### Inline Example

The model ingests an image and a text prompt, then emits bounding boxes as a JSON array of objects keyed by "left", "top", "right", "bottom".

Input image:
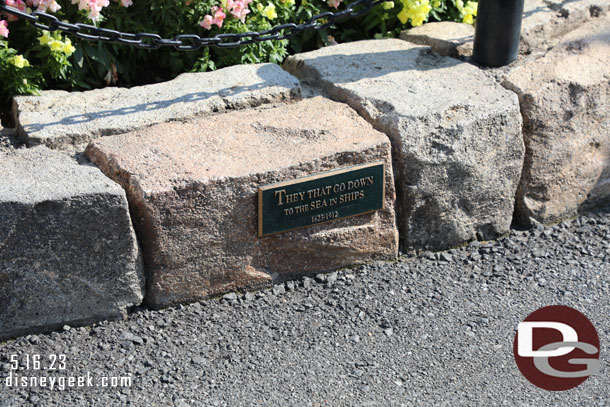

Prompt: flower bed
[{"left": 0, "top": 0, "right": 477, "bottom": 109}]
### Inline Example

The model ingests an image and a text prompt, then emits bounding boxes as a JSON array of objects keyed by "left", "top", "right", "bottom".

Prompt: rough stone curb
[
  {"left": 398, "top": 0, "right": 610, "bottom": 59},
  {"left": 0, "top": 147, "right": 145, "bottom": 340},
  {"left": 12, "top": 63, "right": 300, "bottom": 151},
  {"left": 85, "top": 97, "right": 399, "bottom": 308},
  {"left": 399, "top": 21, "right": 474, "bottom": 58},
  {"left": 503, "top": 14, "right": 610, "bottom": 225},
  {"left": 521, "top": 0, "right": 610, "bottom": 53},
  {"left": 284, "top": 39, "right": 524, "bottom": 251},
  {"left": 3, "top": 1, "right": 609, "bottom": 340}
]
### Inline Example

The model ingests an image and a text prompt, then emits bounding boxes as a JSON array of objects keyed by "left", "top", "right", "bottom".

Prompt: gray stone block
[
  {"left": 285, "top": 39, "right": 524, "bottom": 250},
  {"left": 86, "top": 97, "right": 399, "bottom": 308},
  {"left": 504, "top": 15, "right": 610, "bottom": 224},
  {"left": 0, "top": 147, "right": 144, "bottom": 340},
  {"left": 399, "top": 22, "right": 474, "bottom": 58},
  {"left": 398, "top": 1, "right": 610, "bottom": 59},
  {"left": 520, "top": 0, "right": 610, "bottom": 53},
  {"left": 13, "top": 63, "right": 300, "bottom": 150}
]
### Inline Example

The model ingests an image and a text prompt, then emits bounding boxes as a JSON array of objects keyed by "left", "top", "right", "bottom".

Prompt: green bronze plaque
[{"left": 258, "top": 161, "right": 385, "bottom": 237}]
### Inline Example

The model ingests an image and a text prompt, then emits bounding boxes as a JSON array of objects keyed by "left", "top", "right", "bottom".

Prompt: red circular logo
[{"left": 513, "top": 305, "right": 600, "bottom": 391}]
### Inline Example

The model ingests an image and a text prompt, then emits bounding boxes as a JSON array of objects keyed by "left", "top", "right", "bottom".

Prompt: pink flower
[
  {"left": 212, "top": 9, "right": 226, "bottom": 28},
  {"left": 47, "top": 0, "right": 61, "bottom": 12},
  {"left": 327, "top": 0, "right": 341, "bottom": 8},
  {"left": 238, "top": 8, "right": 250, "bottom": 22},
  {"left": 200, "top": 14, "right": 213, "bottom": 30},
  {"left": 0, "top": 20, "right": 9, "bottom": 38},
  {"left": 119, "top": 0, "right": 133, "bottom": 6},
  {"left": 4, "top": 0, "right": 16, "bottom": 20},
  {"left": 36, "top": 0, "right": 61, "bottom": 13},
  {"left": 234, "top": 6, "right": 250, "bottom": 22},
  {"left": 228, "top": 0, "right": 250, "bottom": 23},
  {"left": 5, "top": 0, "right": 26, "bottom": 19},
  {"left": 87, "top": 0, "right": 102, "bottom": 21},
  {"left": 201, "top": 1, "right": 250, "bottom": 29},
  {"left": 230, "top": 1, "right": 243, "bottom": 17}
]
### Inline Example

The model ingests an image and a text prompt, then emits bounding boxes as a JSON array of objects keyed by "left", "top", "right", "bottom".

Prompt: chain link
[{"left": 0, "top": 0, "right": 384, "bottom": 50}]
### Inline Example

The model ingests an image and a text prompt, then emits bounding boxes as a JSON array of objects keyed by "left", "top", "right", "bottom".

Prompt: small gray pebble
[
  {"left": 302, "top": 277, "right": 313, "bottom": 288},
  {"left": 315, "top": 274, "right": 327, "bottom": 283},
  {"left": 191, "top": 356, "right": 205, "bottom": 365},
  {"left": 440, "top": 252, "right": 453, "bottom": 262}
]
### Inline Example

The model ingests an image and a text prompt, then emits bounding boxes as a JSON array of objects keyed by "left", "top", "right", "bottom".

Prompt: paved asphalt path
[{"left": 1, "top": 204, "right": 608, "bottom": 406}]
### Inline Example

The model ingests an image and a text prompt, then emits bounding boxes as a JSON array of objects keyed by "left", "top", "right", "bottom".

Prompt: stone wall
[{"left": 1, "top": 0, "right": 608, "bottom": 339}]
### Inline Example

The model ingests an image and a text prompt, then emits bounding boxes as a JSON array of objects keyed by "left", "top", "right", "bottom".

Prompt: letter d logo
[
  {"left": 513, "top": 305, "right": 600, "bottom": 391},
  {"left": 517, "top": 322, "right": 577, "bottom": 357}
]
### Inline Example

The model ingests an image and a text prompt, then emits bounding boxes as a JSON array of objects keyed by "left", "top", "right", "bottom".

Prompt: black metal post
[{"left": 472, "top": 0, "right": 525, "bottom": 67}]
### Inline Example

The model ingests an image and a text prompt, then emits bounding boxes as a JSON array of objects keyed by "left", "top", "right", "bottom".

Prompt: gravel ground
[{"left": 1, "top": 204, "right": 608, "bottom": 407}]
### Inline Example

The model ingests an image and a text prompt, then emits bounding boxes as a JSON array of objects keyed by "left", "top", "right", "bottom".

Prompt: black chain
[{"left": 0, "top": 0, "right": 384, "bottom": 50}]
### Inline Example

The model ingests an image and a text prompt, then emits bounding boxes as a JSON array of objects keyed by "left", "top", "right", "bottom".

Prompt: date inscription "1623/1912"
[{"left": 258, "top": 162, "right": 385, "bottom": 237}]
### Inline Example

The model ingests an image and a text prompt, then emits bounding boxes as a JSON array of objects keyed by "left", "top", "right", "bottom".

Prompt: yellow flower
[
  {"left": 412, "top": 4, "right": 430, "bottom": 25},
  {"left": 433, "top": 0, "right": 440, "bottom": 7},
  {"left": 11, "top": 55, "right": 30, "bottom": 69},
  {"left": 38, "top": 32, "right": 52, "bottom": 46},
  {"left": 382, "top": 1, "right": 394, "bottom": 9},
  {"left": 463, "top": 1, "right": 477, "bottom": 16},
  {"left": 397, "top": 8, "right": 409, "bottom": 24},
  {"left": 63, "top": 40, "right": 76, "bottom": 56},
  {"left": 458, "top": 1, "right": 476, "bottom": 24},
  {"left": 281, "top": 0, "right": 295, "bottom": 6},
  {"left": 398, "top": 0, "right": 431, "bottom": 27},
  {"left": 262, "top": 3, "right": 277, "bottom": 19},
  {"left": 50, "top": 40, "right": 64, "bottom": 52}
]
